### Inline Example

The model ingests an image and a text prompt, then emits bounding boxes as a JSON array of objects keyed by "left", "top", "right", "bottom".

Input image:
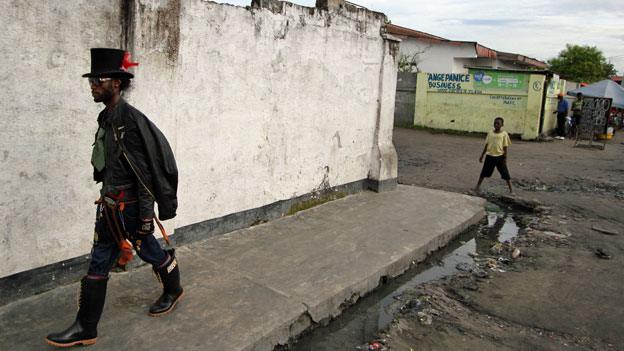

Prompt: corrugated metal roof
[
  {"left": 497, "top": 51, "right": 547, "bottom": 68},
  {"left": 475, "top": 44, "right": 497, "bottom": 59}
]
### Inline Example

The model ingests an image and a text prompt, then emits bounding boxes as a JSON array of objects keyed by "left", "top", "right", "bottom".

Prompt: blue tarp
[
  {"left": 567, "top": 79, "right": 624, "bottom": 109},
  {"left": 568, "top": 79, "right": 624, "bottom": 108}
]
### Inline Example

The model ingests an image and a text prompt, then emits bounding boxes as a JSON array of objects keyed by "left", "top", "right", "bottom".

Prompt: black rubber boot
[
  {"left": 149, "top": 249, "right": 184, "bottom": 316},
  {"left": 45, "top": 276, "right": 108, "bottom": 347}
]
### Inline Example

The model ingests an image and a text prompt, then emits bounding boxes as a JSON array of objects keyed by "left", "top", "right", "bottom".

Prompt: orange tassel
[{"left": 116, "top": 240, "right": 134, "bottom": 269}]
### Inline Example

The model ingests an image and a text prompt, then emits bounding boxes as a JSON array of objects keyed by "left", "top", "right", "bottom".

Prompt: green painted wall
[{"left": 414, "top": 70, "right": 549, "bottom": 140}]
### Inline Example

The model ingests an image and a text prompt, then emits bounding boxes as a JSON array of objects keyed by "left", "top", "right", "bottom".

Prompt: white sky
[{"left": 214, "top": 0, "right": 624, "bottom": 74}]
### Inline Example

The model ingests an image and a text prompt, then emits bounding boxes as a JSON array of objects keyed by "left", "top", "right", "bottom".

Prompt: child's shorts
[{"left": 480, "top": 155, "right": 510, "bottom": 180}]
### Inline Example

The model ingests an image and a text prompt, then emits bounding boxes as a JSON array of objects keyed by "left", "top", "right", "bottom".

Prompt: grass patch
[{"left": 286, "top": 192, "right": 347, "bottom": 216}]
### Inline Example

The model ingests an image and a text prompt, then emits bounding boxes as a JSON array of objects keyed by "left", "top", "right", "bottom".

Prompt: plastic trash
[
  {"left": 498, "top": 257, "right": 511, "bottom": 264},
  {"left": 367, "top": 341, "right": 386, "bottom": 351},
  {"left": 511, "top": 248, "right": 521, "bottom": 259}
]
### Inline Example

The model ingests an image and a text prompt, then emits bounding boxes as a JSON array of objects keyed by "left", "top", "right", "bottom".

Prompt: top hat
[{"left": 82, "top": 48, "right": 137, "bottom": 78}]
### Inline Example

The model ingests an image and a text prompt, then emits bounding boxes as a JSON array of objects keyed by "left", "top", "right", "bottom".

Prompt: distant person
[
  {"left": 474, "top": 117, "right": 513, "bottom": 194},
  {"left": 553, "top": 93, "right": 569, "bottom": 139},
  {"left": 571, "top": 92, "right": 584, "bottom": 135}
]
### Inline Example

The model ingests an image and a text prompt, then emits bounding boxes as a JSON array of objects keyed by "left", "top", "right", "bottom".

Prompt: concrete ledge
[
  {"left": 0, "top": 185, "right": 485, "bottom": 350},
  {"left": 368, "top": 177, "right": 398, "bottom": 192}
]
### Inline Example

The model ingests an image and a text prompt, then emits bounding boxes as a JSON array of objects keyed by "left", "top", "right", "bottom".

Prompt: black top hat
[{"left": 82, "top": 48, "right": 137, "bottom": 78}]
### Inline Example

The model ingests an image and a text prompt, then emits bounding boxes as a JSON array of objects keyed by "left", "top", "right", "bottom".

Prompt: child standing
[{"left": 475, "top": 117, "right": 513, "bottom": 194}]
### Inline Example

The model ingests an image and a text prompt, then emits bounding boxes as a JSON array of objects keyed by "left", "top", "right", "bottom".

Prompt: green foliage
[
  {"left": 286, "top": 192, "right": 347, "bottom": 216},
  {"left": 548, "top": 44, "right": 616, "bottom": 83}
]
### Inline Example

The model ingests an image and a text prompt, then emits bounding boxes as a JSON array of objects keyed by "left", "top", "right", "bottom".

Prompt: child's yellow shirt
[{"left": 485, "top": 130, "right": 511, "bottom": 157}]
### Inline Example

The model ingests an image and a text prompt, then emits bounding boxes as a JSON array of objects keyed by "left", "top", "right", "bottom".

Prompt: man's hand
[
  {"left": 479, "top": 155, "right": 484, "bottom": 163},
  {"left": 138, "top": 218, "right": 154, "bottom": 235}
]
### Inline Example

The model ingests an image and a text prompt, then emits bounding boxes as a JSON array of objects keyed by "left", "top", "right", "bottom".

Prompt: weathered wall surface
[
  {"left": 0, "top": 0, "right": 398, "bottom": 278},
  {"left": 0, "top": 1, "right": 123, "bottom": 278},
  {"left": 414, "top": 70, "right": 546, "bottom": 139}
]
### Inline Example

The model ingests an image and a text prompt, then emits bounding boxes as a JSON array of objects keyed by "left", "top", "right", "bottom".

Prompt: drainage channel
[{"left": 286, "top": 202, "right": 519, "bottom": 351}]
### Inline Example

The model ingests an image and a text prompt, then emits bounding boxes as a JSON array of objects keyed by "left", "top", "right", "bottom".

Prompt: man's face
[{"left": 89, "top": 77, "right": 116, "bottom": 103}]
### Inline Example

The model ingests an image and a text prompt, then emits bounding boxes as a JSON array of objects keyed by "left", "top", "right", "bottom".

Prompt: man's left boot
[
  {"left": 149, "top": 249, "right": 184, "bottom": 316},
  {"left": 45, "top": 276, "right": 108, "bottom": 347}
]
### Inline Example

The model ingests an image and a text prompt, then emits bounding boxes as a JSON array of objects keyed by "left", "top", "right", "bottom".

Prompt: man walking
[
  {"left": 553, "top": 93, "right": 569, "bottom": 139},
  {"left": 46, "top": 48, "right": 183, "bottom": 347}
]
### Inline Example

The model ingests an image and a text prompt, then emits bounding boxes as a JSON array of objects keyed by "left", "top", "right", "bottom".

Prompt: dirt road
[{"left": 381, "top": 128, "right": 624, "bottom": 350}]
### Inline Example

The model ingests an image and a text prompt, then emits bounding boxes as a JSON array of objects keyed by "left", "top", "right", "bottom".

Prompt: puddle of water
[
  {"left": 289, "top": 206, "right": 520, "bottom": 351},
  {"left": 499, "top": 216, "right": 519, "bottom": 243}
]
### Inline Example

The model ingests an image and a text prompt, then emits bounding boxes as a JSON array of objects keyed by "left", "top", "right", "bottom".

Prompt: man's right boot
[
  {"left": 149, "top": 249, "right": 184, "bottom": 316},
  {"left": 45, "top": 276, "right": 108, "bottom": 348}
]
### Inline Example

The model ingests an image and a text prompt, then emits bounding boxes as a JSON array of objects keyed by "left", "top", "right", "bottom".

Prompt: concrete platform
[{"left": 0, "top": 185, "right": 485, "bottom": 350}]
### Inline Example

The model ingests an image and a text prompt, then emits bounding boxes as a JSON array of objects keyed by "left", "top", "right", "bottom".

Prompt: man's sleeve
[{"left": 504, "top": 133, "right": 511, "bottom": 147}]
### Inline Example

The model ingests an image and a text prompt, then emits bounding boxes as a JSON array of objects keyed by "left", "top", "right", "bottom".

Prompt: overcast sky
[{"left": 215, "top": 0, "right": 624, "bottom": 74}]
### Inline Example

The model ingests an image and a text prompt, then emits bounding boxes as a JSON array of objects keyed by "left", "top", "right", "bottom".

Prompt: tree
[
  {"left": 397, "top": 48, "right": 427, "bottom": 73},
  {"left": 547, "top": 44, "right": 616, "bottom": 83},
  {"left": 398, "top": 53, "right": 420, "bottom": 73}
]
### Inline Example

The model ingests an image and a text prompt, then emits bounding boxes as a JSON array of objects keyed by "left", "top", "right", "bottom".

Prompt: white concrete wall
[
  {"left": 399, "top": 38, "right": 475, "bottom": 73},
  {"left": 0, "top": 1, "right": 123, "bottom": 278},
  {"left": 0, "top": 0, "right": 397, "bottom": 278}
]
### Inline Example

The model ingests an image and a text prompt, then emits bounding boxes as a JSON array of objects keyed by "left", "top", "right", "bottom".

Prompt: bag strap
[{"left": 111, "top": 121, "right": 171, "bottom": 246}]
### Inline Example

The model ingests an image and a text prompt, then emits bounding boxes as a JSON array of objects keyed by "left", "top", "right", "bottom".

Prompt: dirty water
[{"left": 287, "top": 203, "right": 521, "bottom": 351}]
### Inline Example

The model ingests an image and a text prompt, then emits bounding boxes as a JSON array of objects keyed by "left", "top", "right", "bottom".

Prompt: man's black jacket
[{"left": 94, "top": 99, "right": 178, "bottom": 221}]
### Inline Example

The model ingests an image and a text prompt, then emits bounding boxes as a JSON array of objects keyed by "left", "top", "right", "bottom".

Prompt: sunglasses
[{"left": 88, "top": 77, "right": 112, "bottom": 86}]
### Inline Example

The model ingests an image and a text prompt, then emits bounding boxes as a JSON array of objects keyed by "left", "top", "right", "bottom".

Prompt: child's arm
[
  {"left": 503, "top": 133, "right": 510, "bottom": 160},
  {"left": 479, "top": 144, "right": 487, "bottom": 163}
]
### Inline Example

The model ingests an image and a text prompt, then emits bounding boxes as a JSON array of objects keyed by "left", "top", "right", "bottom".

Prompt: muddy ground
[{"left": 378, "top": 129, "right": 624, "bottom": 350}]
